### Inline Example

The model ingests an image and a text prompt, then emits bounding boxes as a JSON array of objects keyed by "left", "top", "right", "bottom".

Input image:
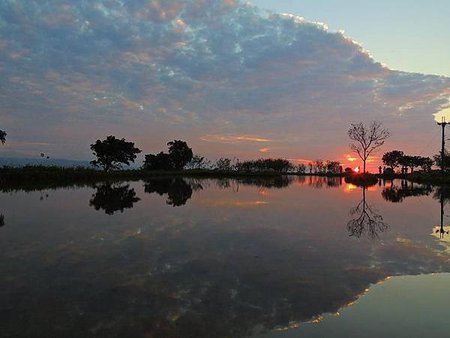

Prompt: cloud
[
  {"left": 201, "top": 134, "right": 272, "bottom": 143},
  {"left": 0, "top": 0, "right": 449, "bottom": 162}
]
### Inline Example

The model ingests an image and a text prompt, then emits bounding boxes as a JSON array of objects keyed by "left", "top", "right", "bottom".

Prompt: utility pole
[{"left": 437, "top": 117, "right": 448, "bottom": 175}]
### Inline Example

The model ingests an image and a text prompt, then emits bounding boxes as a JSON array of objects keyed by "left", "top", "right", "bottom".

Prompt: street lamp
[{"left": 437, "top": 116, "right": 449, "bottom": 175}]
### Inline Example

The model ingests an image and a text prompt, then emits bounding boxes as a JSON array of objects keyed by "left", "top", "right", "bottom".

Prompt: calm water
[{"left": 1, "top": 176, "right": 449, "bottom": 337}]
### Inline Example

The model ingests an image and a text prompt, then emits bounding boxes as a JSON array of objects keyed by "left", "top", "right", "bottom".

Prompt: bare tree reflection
[
  {"left": 0, "top": 214, "right": 4, "bottom": 227},
  {"left": 89, "top": 183, "right": 140, "bottom": 215},
  {"left": 347, "top": 187, "right": 389, "bottom": 239}
]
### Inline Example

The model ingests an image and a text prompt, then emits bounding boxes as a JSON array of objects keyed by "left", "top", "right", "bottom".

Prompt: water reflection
[
  {"left": 2, "top": 178, "right": 450, "bottom": 337},
  {"left": 89, "top": 183, "right": 140, "bottom": 215},
  {"left": 433, "top": 186, "right": 450, "bottom": 239},
  {"left": 144, "top": 177, "right": 203, "bottom": 206},
  {"left": 382, "top": 180, "right": 433, "bottom": 203},
  {"left": 347, "top": 187, "right": 389, "bottom": 239},
  {"left": 0, "top": 213, "right": 4, "bottom": 227}
]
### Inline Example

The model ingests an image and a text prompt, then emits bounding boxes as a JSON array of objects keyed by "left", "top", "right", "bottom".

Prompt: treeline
[
  {"left": 89, "top": 135, "right": 341, "bottom": 174},
  {"left": 382, "top": 150, "right": 436, "bottom": 174}
]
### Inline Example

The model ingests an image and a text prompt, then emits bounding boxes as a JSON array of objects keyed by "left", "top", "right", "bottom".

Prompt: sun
[{"left": 354, "top": 166, "right": 360, "bottom": 173}]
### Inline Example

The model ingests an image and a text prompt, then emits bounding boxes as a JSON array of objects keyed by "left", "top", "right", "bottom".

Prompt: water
[{"left": 0, "top": 176, "right": 449, "bottom": 337}]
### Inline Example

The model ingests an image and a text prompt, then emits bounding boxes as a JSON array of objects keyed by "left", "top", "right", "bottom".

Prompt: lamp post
[{"left": 437, "top": 117, "right": 449, "bottom": 175}]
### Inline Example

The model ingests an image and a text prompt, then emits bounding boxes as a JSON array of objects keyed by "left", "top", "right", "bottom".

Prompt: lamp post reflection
[{"left": 434, "top": 186, "right": 450, "bottom": 239}]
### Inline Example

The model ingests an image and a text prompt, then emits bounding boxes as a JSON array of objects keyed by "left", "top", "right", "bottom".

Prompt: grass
[{"left": 0, "top": 166, "right": 297, "bottom": 191}]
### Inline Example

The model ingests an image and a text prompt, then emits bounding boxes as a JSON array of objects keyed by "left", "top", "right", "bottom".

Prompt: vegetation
[
  {"left": 344, "top": 173, "right": 378, "bottom": 187},
  {"left": 348, "top": 121, "right": 390, "bottom": 173},
  {"left": 382, "top": 150, "right": 433, "bottom": 174},
  {"left": 382, "top": 150, "right": 404, "bottom": 170},
  {"left": 0, "top": 130, "right": 6, "bottom": 144},
  {"left": 433, "top": 151, "right": 450, "bottom": 173},
  {"left": 90, "top": 136, "right": 141, "bottom": 172},
  {"left": 2, "top": 124, "right": 450, "bottom": 186},
  {"left": 144, "top": 140, "right": 193, "bottom": 171},
  {"left": 235, "top": 158, "right": 294, "bottom": 173}
]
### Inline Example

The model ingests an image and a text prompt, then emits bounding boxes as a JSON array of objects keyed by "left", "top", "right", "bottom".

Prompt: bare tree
[{"left": 348, "top": 121, "right": 389, "bottom": 173}]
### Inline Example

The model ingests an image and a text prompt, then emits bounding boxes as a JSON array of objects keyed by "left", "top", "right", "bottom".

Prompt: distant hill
[{"left": 0, "top": 157, "right": 92, "bottom": 168}]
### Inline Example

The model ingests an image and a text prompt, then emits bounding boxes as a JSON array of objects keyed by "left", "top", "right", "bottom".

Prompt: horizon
[{"left": 0, "top": 0, "right": 449, "bottom": 172}]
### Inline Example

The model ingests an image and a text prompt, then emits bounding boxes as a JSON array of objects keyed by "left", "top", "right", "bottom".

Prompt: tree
[
  {"left": 0, "top": 130, "right": 6, "bottom": 144},
  {"left": 143, "top": 140, "right": 193, "bottom": 171},
  {"left": 348, "top": 121, "right": 390, "bottom": 173},
  {"left": 382, "top": 150, "right": 404, "bottom": 170},
  {"left": 186, "top": 155, "right": 211, "bottom": 170},
  {"left": 326, "top": 161, "right": 340, "bottom": 174},
  {"left": 90, "top": 136, "right": 141, "bottom": 172},
  {"left": 297, "top": 164, "right": 307, "bottom": 174},
  {"left": 434, "top": 151, "right": 450, "bottom": 173},
  {"left": 143, "top": 152, "right": 173, "bottom": 171},
  {"left": 313, "top": 160, "right": 325, "bottom": 173},
  {"left": 215, "top": 157, "right": 233, "bottom": 171},
  {"left": 420, "top": 157, "right": 433, "bottom": 172},
  {"left": 167, "top": 140, "right": 193, "bottom": 170}
]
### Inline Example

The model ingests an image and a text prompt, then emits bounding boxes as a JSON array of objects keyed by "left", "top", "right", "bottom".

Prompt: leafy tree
[
  {"left": 90, "top": 136, "right": 141, "bottom": 172},
  {"left": 382, "top": 150, "right": 404, "bottom": 170},
  {"left": 313, "top": 160, "right": 325, "bottom": 173},
  {"left": 348, "top": 121, "right": 390, "bottom": 173},
  {"left": 0, "top": 130, "right": 6, "bottom": 144},
  {"left": 399, "top": 155, "right": 432, "bottom": 174},
  {"left": 143, "top": 152, "right": 173, "bottom": 171},
  {"left": 186, "top": 154, "right": 211, "bottom": 170},
  {"left": 167, "top": 140, "right": 193, "bottom": 170},
  {"left": 419, "top": 157, "right": 433, "bottom": 172},
  {"left": 215, "top": 157, "right": 233, "bottom": 171},
  {"left": 235, "top": 158, "right": 294, "bottom": 173},
  {"left": 326, "top": 161, "right": 340, "bottom": 174},
  {"left": 297, "top": 164, "right": 307, "bottom": 174},
  {"left": 434, "top": 151, "right": 450, "bottom": 173}
]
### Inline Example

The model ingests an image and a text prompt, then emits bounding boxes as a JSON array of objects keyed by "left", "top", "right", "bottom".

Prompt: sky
[
  {"left": 250, "top": 0, "right": 450, "bottom": 77},
  {"left": 0, "top": 0, "right": 449, "bottom": 171}
]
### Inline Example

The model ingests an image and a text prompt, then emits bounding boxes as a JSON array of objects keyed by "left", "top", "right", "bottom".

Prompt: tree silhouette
[
  {"left": 348, "top": 121, "right": 389, "bottom": 173},
  {"left": 143, "top": 152, "right": 173, "bottom": 170},
  {"left": 90, "top": 136, "right": 141, "bottom": 172},
  {"left": 167, "top": 140, "right": 193, "bottom": 170},
  {"left": 0, "top": 130, "right": 6, "bottom": 144},
  {"left": 89, "top": 183, "right": 140, "bottom": 215},
  {"left": 382, "top": 150, "right": 404, "bottom": 170},
  {"left": 347, "top": 187, "right": 389, "bottom": 239}
]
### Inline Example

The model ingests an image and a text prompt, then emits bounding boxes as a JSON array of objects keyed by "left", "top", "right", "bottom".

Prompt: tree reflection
[
  {"left": 347, "top": 187, "right": 389, "bottom": 239},
  {"left": 144, "top": 178, "right": 202, "bottom": 207},
  {"left": 89, "top": 183, "right": 140, "bottom": 215},
  {"left": 238, "top": 176, "right": 294, "bottom": 189},
  {"left": 0, "top": 214, "right": 4, "bottom": 227},
  {"left": 382, "top": 180, "right": 432, "bottom": 203}
]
